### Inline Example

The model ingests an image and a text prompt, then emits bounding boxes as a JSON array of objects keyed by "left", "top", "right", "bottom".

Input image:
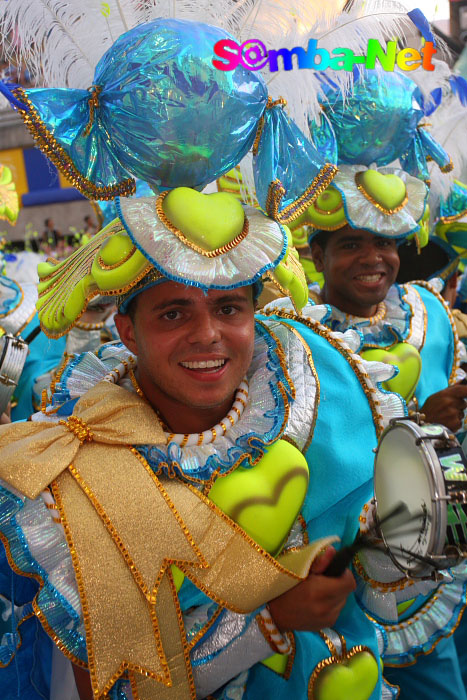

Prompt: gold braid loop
[
  {"left": 84, "top": 85, "right": 102, "bottom": 136},
  {"left": 252, "top": 97, "right": 288, "bottom": 156},
  {"left": 59, "top": 415, "right": 94, "bottom": 444}
]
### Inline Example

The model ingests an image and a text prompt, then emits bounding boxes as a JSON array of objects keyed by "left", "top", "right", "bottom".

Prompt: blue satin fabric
[
  {"left": 413, "top": 284, "right": 456, "bottom": 407},
  {"left": 23, "top": 19, "right": 268, "bottom": 192},
  {"left": 254, "top": 103, "right": 331, "bottom": 215}
]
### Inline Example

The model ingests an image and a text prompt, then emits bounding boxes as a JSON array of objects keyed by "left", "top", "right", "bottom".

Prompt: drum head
[{"left": 375, "top": 424, "right": 434, "bottom": 573}]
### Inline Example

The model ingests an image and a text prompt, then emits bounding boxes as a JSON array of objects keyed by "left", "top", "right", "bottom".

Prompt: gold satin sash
[{"left": 0, "top": 381, "right": 332, "bottom": 699}]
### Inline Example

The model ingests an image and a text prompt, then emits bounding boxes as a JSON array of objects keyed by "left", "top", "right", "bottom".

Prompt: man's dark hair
[
  {"left": 44, "top": 218, "right": 51, "bottom": 228},
  {"left": 311, "top": 230, "right": 329, "bottom": 251}
]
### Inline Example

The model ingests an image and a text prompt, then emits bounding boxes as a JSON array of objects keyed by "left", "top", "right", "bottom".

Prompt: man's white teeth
[
  {"left": 356, "top": 274, "right": 383, "bottom": 282},
  {"left": 181, "top": 359, "right": 226, "bottom": 369}
]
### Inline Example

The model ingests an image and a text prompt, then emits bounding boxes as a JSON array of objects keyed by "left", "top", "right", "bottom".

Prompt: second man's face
[{"left": 312, "top": 227, "right": 400, "bottom": 317}]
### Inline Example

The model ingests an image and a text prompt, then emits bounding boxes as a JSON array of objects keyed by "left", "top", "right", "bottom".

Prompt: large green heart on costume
[
  {"left": 162, "top": 187, "right": 245, "bottom": 252},
  {"left": 357, "top": 170, "right": 407, "bottom": 212},
  {"left": 361, "top": 342, "right": 422, "bottom": 402},
  {"left": 312, "top": 650, "right": 379, "bottom": 700},
  {"left": 208, "top": 439, "right": 309, "bottom": 557},
  {"left": 171, "top": 439, "right": 309, "bottom": 591}
]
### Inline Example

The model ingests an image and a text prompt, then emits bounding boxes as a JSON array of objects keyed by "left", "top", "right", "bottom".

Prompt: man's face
[
  {"left": 115, "top": 281, "right": 255, "bottom": 421},
  {"left": 312, "top": 227, "right": 400, "bottom": 316}
]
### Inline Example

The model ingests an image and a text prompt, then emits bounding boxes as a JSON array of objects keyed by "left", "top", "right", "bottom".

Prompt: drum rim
[{"left": 374, "top": 419, "right": 447, "bottom": 578}]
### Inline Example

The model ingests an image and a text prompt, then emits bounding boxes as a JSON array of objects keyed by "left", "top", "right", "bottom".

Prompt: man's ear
[
  {"left": 311, "top": 241, "right": 325, "bottom": 273},
  {"left": 114, "top": 313, "right": 138, "bottom": 355}
]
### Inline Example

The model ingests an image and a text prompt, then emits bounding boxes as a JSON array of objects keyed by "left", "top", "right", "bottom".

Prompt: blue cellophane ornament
[
  {"left": 439, "top": 181, "right": 467, "bottom": 222},
  {"left": 310, "top": 70, "right": 451, "bottom": 178},
  {"left": 254, "top": 102, "right": 337, "bottom": 224},
  {"left": 10, "top": 19, "right": 268, "bottom": 198}
]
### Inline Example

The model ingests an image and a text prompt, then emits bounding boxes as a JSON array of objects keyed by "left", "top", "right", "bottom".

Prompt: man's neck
[
  {"left": 321, "top": 285, "right": 378, "bottom": 319},
  {"left": 136, "top": 373, "right": 236, "bottom": 434}
]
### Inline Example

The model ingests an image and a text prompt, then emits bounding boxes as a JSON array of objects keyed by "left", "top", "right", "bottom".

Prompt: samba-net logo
[{"left": 212, "top": 38, "right": 436, "bottom": 72}]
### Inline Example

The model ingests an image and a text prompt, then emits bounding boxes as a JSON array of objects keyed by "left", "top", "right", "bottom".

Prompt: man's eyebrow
[
  {"left": 151, "top": 298, "right": 194, "bottom": 311},
  {"left": 336, "top": 235, "right": 364, "bottom": 244},
  {"left": 151, "top": 294, "right": 249, "bottom": 312}
]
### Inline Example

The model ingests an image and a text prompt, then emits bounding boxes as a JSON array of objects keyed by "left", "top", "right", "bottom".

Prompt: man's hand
[
  {"left": 420, "top": 383, "right": 467, "bottom": 432},
  {"left": 267, "top": 546, "right": 356, "bottom": 632}
]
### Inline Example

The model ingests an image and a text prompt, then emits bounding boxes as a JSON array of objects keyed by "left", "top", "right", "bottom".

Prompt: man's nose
[
  {"left": 187, "top": 312, "right": 222, "bottom": 344},
  {"left": 360, "top": 245, "right": 383, "bottom": 264}
]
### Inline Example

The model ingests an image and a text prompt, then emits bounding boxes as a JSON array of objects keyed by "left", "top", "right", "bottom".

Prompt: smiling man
[
  {"left": 302, "top": 176, "right": 467, "bottom": 700},
  {"left": 0, "top": 187, "right": 415, "bottom": 700}
]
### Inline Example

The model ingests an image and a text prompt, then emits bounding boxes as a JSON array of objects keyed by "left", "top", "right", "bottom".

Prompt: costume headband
[{"left": 36, "top": 188, "right": 308, "bottom": 337}]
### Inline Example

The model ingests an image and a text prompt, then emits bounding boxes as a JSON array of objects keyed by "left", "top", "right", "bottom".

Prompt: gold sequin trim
[
  {"left": 83, "top": 85, "right": 102, "bottom": 137},
  {"left": 266, "top": 164, "right": 338, "bottom": 224},
  {"left": 355, "top": 172, "right": 408, "bottom": 215},
  {"left": 353, "top": 555, "right": 413, "bottom": 592},
  {"left": 12, "top": 87, "right": 136, "bottom": 201},
  {"left": 441, "top": 158, "right": 454, "bottom": 173},
  {"left": 262, "top": 309, "right": 384, "bottom": 436},
  {"left": 156, "top": 191, "right": 249, "bottom": 257},
  {"left": 411, "top": 279, "right": 460, "bottom": 384},
  {"left": 97, "top": 244, "right": 137, "bottom": 270},
  {"left": 129, "top": 368, "right": 145, "bottom": 399},
  {"left": 439, "top": 209, "right": 467, "bottom": 224},
  {"left": 58, "top": 415, "right": 94, "bottom": 444}
]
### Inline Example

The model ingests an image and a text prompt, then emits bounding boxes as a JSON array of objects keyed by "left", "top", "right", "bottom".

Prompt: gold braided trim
[
  {"left": 441, "top": 158, "right": 454, "bottom": 173},
  {"left": 83, "top": 85, "right": 102, "bottom": 137},
  {"left": 439, "top": 209, "right": 467, "bottom": 224},
  {"left": 411, "top": 279, "right": 460, "bottom": 384},
  {"left": 252, "top": 97, "right": 287, "bottom": 157},
  {"left": 400, "top": 284, "right": 426, "bottom": 353},
  {"left": 353, "top": 555, "right": 414, "bottom": 592},
  {"left": 156, "top": 190, "right": 249, "bottom": 257},
  {"left": 12, "top": 87, "right": 136, "bottom": 201},
  {"left": 308, "top": 642, "right": 377, "bottom": 698},
  {"left": 97, "top": 244, "right": 137, "bottom": 270},
  {"left": 266, "top": 164, "right": 338, "bottom": 224},
  {"left": 440, "top": 256, "right": 461, "bottom": 281},
  {"left": 355, "top": 173, "right": 408, "bottom": 215},
  {"left": 256, "top": 320, "right": 296, "bottom": 400},
  {"left": 252, "top": 113, "right": 266, "bottom": 156},
  {"left": 58, "top": 415, "right": 94, "bottom": 444},
  {"left": 277, "top": 320, "right": 320, "bottom": 454},
  {"left": 261, "top": 308, "right": 385, "bottom": 436},
  {"left": 308, "top": 220, "right": 348, "bottom": 232}
]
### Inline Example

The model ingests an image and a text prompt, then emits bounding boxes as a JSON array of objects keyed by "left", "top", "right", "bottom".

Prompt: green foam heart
[
  {"left": 313, "top": 651, "right": 379, "bottom": 700},
  {"left": 162, "top": 187, "right": 245, "bottom": 252},
  {"left": 361, "top": 342, "right": 421, "bottom": 402},
  {"left": 357, "top": 171, "right": 407, "bottom": 212},
  {"left": 208, "top": 439, "right": 309, "bottom": 557},
  {"left": 308, "top": 187, "right": 346, "bottom": 229}
]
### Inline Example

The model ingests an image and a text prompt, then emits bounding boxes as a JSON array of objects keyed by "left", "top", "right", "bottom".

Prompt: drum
[
  {"left": 374, "top": 418, "right": 467, "bottom": 578},
  {"left": 0, "top": 334, "right": 28, "bottom": 415}
]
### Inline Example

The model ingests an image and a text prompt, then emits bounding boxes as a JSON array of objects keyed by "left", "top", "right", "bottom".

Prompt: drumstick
[{"left": 323, "top": 502, "right": 417, "bottom": 577}]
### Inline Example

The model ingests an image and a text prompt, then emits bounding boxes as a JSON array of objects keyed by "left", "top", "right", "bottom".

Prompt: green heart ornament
[
  {"left": 356, "top": 171, "right": 407, "bottom": 213},
  {"left": 171, "top": 439, "right": 309, "bottom": 592},
  {"left": 361, "top": 343, "right": 422, "bottom": 402},
  {"left": 307, "top": 187, "right": 347, "bottom": 230},
  {"left": 162, "top": 187, "right": 245, "bottom": 252},
  {"left": 311, "top": 650, "right": 379, "bottom": 700}
]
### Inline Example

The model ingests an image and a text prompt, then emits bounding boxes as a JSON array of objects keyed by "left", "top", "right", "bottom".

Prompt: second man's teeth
[{"left": 182, "top": 359, "right": 225, "bottom": 369}]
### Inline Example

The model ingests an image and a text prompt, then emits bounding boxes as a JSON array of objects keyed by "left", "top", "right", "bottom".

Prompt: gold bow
[{"left": 0, "top": 381, "right": 331, "bottom": 699}]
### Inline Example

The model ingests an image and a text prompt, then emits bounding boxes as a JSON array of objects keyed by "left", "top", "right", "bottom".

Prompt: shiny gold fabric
[{"left": 0, "top": 381, "right": 332, "bottom": 699}]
